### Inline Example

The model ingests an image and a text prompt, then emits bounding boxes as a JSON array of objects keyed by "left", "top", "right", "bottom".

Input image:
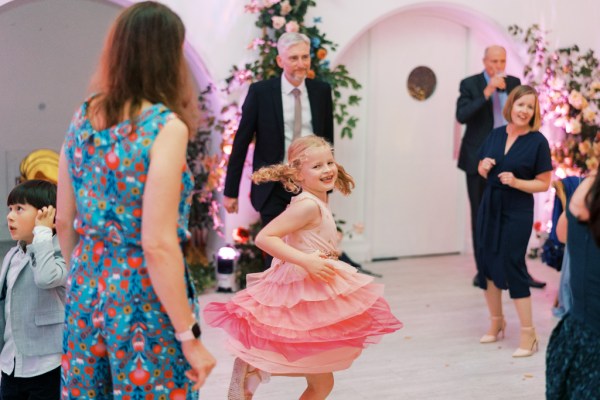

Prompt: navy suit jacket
[
  {"left": 456, "top": 72, "right": 521, "bottom": 174},
  {"left": 224, "top": 77, "right": 334, "bottom": 213}
]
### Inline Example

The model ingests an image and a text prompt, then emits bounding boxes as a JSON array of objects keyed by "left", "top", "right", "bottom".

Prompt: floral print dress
[{"left": 61, "top": 99, "right": 197, "bottom": 400}]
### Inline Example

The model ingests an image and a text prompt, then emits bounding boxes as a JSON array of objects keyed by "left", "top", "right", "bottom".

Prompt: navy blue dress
[
  {"left": 475, "top": 126, "right": 552, "bottom": 298},
  {"left": 546, "top": 203, "right": 600, "bottom": 399}
]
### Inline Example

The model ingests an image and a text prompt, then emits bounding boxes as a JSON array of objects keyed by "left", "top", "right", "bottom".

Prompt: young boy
[{"left": 0, "top": 179, "right": 66, "bottom": 400}]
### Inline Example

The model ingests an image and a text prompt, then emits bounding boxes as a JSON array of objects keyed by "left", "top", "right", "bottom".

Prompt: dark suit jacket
[
  {"left": 224, "top": 76, "right": 334, "bottom": 213},
  {"left": 456, "top": 72, "right": 521, "bottom": 174}
]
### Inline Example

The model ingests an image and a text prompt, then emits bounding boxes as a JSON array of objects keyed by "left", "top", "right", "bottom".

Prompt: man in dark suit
[
  {"left": 456, "top": 45, "right": 545, "bottom": 288},
  {"left": 223, "top": 32, "right": 333, "bottom": 270}
]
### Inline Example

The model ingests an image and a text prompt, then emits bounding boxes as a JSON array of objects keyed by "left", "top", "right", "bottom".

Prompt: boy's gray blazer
[{"left": 0, "top": 236, "right": 67, "bottom": 356}]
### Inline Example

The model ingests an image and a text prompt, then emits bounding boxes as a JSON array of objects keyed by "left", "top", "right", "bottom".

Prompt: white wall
[{"left": 1, "top": 0, "right": 598, "bottom": 255}]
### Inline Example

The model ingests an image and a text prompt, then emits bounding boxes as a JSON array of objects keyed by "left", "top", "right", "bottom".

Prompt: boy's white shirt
[{"left": 0, "top": 226, "right": 61, "bottom": 377}]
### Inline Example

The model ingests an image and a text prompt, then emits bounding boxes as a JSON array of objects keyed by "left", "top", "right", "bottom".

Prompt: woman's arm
[
  {"left": 142, "top": 117, "right": 215, "bottom": 389},
  {"left": 498, "top": 171, "right": 552, "bottom": 193},
  {"left": 255, "top": 199, "right": 337, "bottom": 282},
  {"left": 569, "top": 175, "right": 595, "bottom": 221},
  {"left": 556, "top": 211, "right": 567, "bottom": 243},
  {"left": 56, "top": 145, "right": 80, "bottom": 268}
]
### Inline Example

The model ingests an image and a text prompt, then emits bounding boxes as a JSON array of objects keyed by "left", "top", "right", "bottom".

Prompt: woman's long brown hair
[{"left": 89, "top": 1, "right": 196, "bottom": 133}]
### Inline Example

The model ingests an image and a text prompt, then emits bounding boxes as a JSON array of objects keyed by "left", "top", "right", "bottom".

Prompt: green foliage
[{"left": 188, "top": 261, "right": 216, "bottom": 295}]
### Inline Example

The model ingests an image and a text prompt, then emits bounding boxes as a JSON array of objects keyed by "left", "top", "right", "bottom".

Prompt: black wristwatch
[{"left": 175, "top": 321, "right": 201, "bottom": 342}]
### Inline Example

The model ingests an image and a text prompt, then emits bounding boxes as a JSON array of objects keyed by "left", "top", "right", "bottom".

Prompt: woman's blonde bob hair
[
  {"left": 502, "top": 85, "right": 542, "bottom": 131},
  {"left": 252, "top": 135, "right": 355, "bottom": 195}
]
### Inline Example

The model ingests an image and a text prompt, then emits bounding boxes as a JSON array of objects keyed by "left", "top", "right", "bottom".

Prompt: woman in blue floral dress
[{"left": 56, "top": 2, "right": 215, "bottom": 399}]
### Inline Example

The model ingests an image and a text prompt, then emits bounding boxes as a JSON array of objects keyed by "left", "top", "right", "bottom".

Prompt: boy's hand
[{"left": 35, "top": 206, "right": 56, "bottom": 229}]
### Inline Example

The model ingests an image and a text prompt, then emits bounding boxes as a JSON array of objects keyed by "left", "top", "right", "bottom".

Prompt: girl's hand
[
  {"left": 35, "top": 205, "right": 56, "bottom": 229},
  {"left": 498, "top": 172, "right": 517, "bottom": 187},
  {"left": 302, "top": 251, "right": 337, "bottom": 283}
]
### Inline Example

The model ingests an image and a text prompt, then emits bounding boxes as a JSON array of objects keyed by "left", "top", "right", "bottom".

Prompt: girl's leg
[
  {"left": 481, "top": 279, "right": 505, "bottom": 341},
  {"left": 300, "top": 373, "right": 334, "bottom": 400}
]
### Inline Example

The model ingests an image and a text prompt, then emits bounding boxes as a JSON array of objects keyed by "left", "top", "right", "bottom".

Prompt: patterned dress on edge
[
  {"left": 204, "top": 191, "right": 402, "bottom": 374},
  {"left": 546, "top": 204, "right": 600, "bottom": 400},
  {"left": 61, "top": 99, "right": 197, "bottom": 400}
]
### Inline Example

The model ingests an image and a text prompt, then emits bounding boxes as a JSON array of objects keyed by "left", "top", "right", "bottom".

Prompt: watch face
[{"left": 192, "top": 322, "right": 201, "bottom": 338}]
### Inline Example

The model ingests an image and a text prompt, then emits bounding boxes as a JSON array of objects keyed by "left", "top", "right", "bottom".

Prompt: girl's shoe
[
  {"left": 480, "top": 316, "right": 506, "bottom": 343},
  {"left": 512, "top": 327, "right": 539, "bottom": 358},
  {"left": 227, "top": 358, "right": 270, "bottom": 400}
]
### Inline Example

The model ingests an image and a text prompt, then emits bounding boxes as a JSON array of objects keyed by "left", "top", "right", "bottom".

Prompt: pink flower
[
  {"left": 579, "top": 140, "right": 591, "bottom": 156},
  {"left": 279, "top": 0, "right": 292, "bottom": 15},
  {"left": 247, "top": 37, "right": 265, "bottom": 50},
  {"left": 586, "top": 156, "right": 599, "bottom": 171},
  {"left": 285, "top": 20, "right": 299, "bottom": 33},
  {"left": 565, "top": 118, "right": 582, "bottom": 134},
  {"left": 352, "top": 223, "right": 365, "bottom": 234},
  {"left": 568, "top": 90, "right": 588, "bottom": 110},
  {"left": 583, "top": 107, "right": 597, "bottom": 124},
  {"left": 263, "top": 0, "right": 280, "bottom": 8},
  {"left": 271, "top": 16, "right": 286, "bottom": 30},
  {"left": 244, "top": 0, "right": 263, "bottom": 13}
]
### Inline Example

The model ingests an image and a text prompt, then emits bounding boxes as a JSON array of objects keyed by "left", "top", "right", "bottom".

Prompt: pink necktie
[
  {"left": 292, "top": 88, "right": 302, "bottom": 140},
  {"left": 492, "top": 92, "right": 505, "bottom": 128}
]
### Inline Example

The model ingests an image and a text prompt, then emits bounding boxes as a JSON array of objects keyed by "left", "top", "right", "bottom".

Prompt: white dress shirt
[{"left": 281, "top": 75, "right": 312, "bottom": 161}]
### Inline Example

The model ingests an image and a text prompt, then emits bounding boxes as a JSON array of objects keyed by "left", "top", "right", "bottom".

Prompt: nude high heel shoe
[
  {"left": 512, "top": 327, "right": 539, "bottom": 358},
  {"left": 480, "top": 316, "right": 506, "bottom": 343}
]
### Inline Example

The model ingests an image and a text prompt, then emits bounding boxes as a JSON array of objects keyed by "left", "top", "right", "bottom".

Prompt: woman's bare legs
[
  {"left": 481, "top": 279, "right": 505, "bottom": 340},
  {"left": 512, "top": 296, "right": 538, "bottom": 356}
]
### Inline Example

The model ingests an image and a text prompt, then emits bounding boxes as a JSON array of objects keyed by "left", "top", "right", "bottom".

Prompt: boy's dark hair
[{"left": 7, "top": 180, "right": 57, "bottom": 209}]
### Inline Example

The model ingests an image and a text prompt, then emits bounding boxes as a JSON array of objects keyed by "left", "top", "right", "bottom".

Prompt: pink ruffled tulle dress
[{"left": 203, "top": 191, "right": 402, "bottom": 374}]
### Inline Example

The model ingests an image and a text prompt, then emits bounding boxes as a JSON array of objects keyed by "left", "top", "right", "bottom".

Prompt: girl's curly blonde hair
[{"left": 251, "top": 135, "right": 355, "bottom": 195}]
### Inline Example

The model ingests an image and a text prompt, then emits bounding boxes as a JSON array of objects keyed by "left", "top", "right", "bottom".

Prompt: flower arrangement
[
  {"left": 509, "top": 24, "right": 600, "bottom": 175},
  {"left": 334, "top": 216, "right": 364, "bottom": 239},
  {"left": 184, "top": 87, "right": 225, "bottom": 293},
  {"left": 232, "top": 222, "right": 265, "bottom": 290},
  {"left": 240, "top": 0, "right": 362, "bottom": 139},
  {"left": 527, "top": 219, "right": 550, "bottom": 259}
]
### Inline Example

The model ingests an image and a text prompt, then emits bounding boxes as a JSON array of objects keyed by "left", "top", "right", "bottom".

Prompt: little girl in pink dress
[{"left": 204, "top": 136, "right": 402, "bottom": 399}]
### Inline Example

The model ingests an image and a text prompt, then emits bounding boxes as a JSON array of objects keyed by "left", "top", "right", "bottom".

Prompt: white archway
[
  {"left": 332, "top": 2, "right": 525, "bottom": 77},
  {"left": 328, "top": 2, "right": 526, "bottom": 261},
  {"left": 0, "top": 0, "right": 216, "bottom": 93},
  {"left": 0, "top": 0, "right": 219, "bottom": 243}
]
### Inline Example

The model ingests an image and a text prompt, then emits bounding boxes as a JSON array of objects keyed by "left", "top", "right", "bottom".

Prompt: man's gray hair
[{"left": 277, "top": 32, "right": 310, "bottom": 54}]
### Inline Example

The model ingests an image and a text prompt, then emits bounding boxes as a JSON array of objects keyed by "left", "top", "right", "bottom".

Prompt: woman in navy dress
[
  {"left": 476, "top": 85, "right": 552, "bottom": 357},
  {"left": 547, "top": 168, "right": 600, "bottom": 399}
]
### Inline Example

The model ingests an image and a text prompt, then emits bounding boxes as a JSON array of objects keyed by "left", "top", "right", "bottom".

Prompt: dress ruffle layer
[{"left": 203, "top": 260, "right": 402, "bottom": 373}]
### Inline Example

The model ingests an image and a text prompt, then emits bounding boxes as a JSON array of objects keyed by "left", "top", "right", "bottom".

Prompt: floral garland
[
  {"left": 218, "top": 0, "right": 362, "bottom": 182},
  {"left": 509, "top": 24, "right": 600, "bottom": 175}
]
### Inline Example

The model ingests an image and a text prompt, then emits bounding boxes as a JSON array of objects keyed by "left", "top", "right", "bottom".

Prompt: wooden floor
[{"left": 198, "top": 254, "right": 560, "bottom": 399}]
